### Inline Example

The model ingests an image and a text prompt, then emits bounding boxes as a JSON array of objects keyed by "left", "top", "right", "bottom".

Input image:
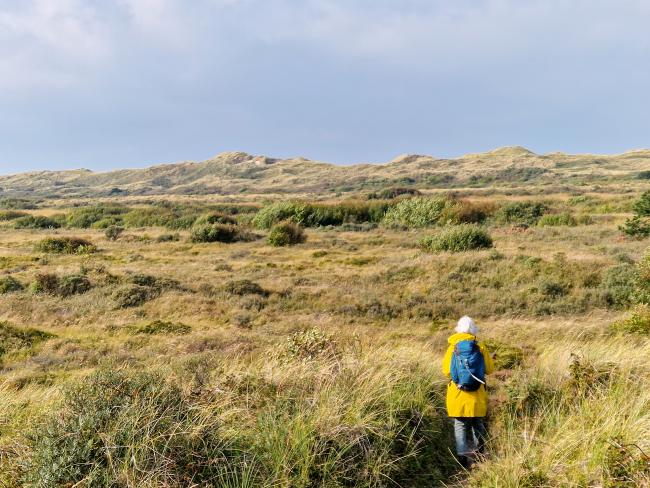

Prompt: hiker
[{"left": 441, "top": 316, "right": 494, "bottom": 469}]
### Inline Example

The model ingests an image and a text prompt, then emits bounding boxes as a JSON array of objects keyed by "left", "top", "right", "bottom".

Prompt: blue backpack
[{"left": 450, "top": 339, "right": 486, "bottom": 391}]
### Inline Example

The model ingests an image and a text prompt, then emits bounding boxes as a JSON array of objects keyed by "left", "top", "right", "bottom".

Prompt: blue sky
[{"left": 1, "top": 0, "right": 650, "bottom": 173}]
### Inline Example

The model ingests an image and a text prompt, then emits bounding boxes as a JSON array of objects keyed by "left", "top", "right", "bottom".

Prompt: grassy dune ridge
[{"left": 0, "top": 186, "right": 649, "bottom": 486}]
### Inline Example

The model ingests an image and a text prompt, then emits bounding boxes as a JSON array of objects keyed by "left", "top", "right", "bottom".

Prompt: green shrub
[
  {"left": 130, "top": 320, "right": 191, "bottom": 335},
  {"left": 156, "top": 233, "right": 180, "bottom": 242},
  {"left": 253, "top": 200, "right": 390, "bottom": 229},
  {"left": 619, "top": 216, "right": 650, "bottom": 239},
  {"left": 104, "top": 225, "right": 124, "bottom": 241},
  {"left": 493, "top": 201, "right": 547, "bottom": 227},
  {"left": 65, "top": 205, "right": 128, "bottom": 228},
  {"left": 36, "top": 237, "right": 96, "bottom": 254},
  {"left": 0, "top": 321, "right": 53, "bottom": 362},
  {"left": 0, "top": 198, "right": 37, "bottom": 209},
  {"left": 0, "top": 276, "right": 24, "bottom": 294},
  {"left": 610, "top": 305, "right": 650, "bottom": 335},
  {"left": 113, "top": 285, "right": 156, "bottom": 308},
  {"left": 58, "top": 275, "right": 92, "bottom": 297},
  {"left": 128, "top": 274, "right": 182, "bottom": 292},
  {"left": 537, "top": 213, "right": 578, "bottom": 227},
  {"left": 224, "top": 279, "right": 268, "bottom": 296},
  {"left": 194, "top": 212, "right": 237, "bottom": 226},
  {"left": 367, "top": 187, "right": 420, "bottom": 200},
  {"left": 0, "top": 210, "right": 28, "bottom": 221},
  {"left": 637, "top": 171, "right": 650, "bottom": 180},
  {"left": 599, "top": 264, "right": 637, "bottom": 309},
  {"left": 30, "top": 273, "right": 91, "bottom": 297},
  {"left": 267, "top": 221, "right": 306, "bottom": 246},
  {"left": 21, "top": 369, "right": 224, "bottom": 486},
  {"left": 13, "top": 215, "right": 61, "bottom": 229},
  {"left": 382, "top": 197, "right": 453, "bottom": 228},
  {"left": 29, "top": 273, "right": 61, "bottom": 295},
  {"left": 419, "top": 225, "right": 493, "bottom": 252},
  {"left": 538, "top": 279, "right": 570, "bottom": 298},
  {"left": 190, "top": 223, "right": 244, "bottom": 243},
  {"left": 633, "top": 190, "right": 650, "bottom": 216}
]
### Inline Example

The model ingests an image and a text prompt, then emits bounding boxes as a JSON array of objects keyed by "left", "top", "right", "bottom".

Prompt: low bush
[
  {"left": 633, "top": 190, "right": 650, "bottom": 216},
  {"left": 130, "top": 320, "right": 192, "bottom": 335},
  {"left": 30, "top": 273, "right": 91, "bottom": 297},
  {"left": 267, "top": 221, "right": 306, "bottom": 246},
  {"left": 104, "top": 225, "right": 124, "bottom": 241},
  {"left": 0, "top": 210, "right": 28, "bottom": 221},
  {"left": 190, "top": 223, "right": 244, "bottom": 243},
  {"left": 619, "top": 216, "right": 650, "bottom": 239},
  {"left": 156, "top": 233, "right": 180, "bottom": 242},
  {"left": 493, "top": 201, "right": 547, "bottom": 227},
  {"left": 35, "top": 237, "right": 96, "bottom": 254},
  {"left": 367, "top": 187, "right": 420, "bottom": 199},
  {"left": 599, "top": 264, "right": 637, "bottom": 309},
  {"left": 194, "top": 212, "right": 237, "bottom": 226},
  {"left": 13, "top": 215, "right": 61, "bottom": 229},
  {"left": 537, "top": 213, "right": 578, "bottom": 227},
  {"left": 0, "top": 321, "right": 53, "bottom": 362},
  {"left": 419, "top": 225, "right": 493, "bottom": 252},
  {"left": 65, "top": 205, "right": 129, "bottom": 228},
  {"left": 128, "top": 274, "right": 182, "bottom": 292},
  {"left": 253, "top": 200, "right": 390, "bottom": 229},
  {"left": 113, "top": 284, "right": 156, "bottom": 308},
  {"left": 224, "top": 279, "right": 268, "bottom": 296},
  {"left": 382, "top": 197, "right": 453, "bottom": 228},
  {"left": 21, "top": 368, "right": 224, "bottom": 486},
  {"left": 610, "top": 305, "right": 650, "bottom": 335},
  {"left": 0, "top": 198, "right": 37, "bottom": 209},
  {"left": 280, "top": 328, "right": 338, "bottom": 362},
  {"left": 0, "top": 276, "right": 24, "bottom": 294}
]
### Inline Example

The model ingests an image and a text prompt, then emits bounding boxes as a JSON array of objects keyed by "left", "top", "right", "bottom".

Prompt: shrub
[
  {"left": 30, "top": 273, "right": 61, "bottom": 295},
  {"left": 382, "top": 197, "right": 453, "bottom": 228},
  {"left": 0, "top": 198, "right": 37, "bottom": 209},
  {"left": 267, "top": 221, "right": 306, "bottom": 246},
  {"left": 58, "top": 275, "right": 92, "bottom": 297},
  {"left": 194, "top": 212, "right": 237, "bottom": 226},
  {"left": 419, "top": 225, "right": 493, "bottom": 252},
  {"left": 190, "top": 224, "right": 247, "bottom": 243},
  {"left": 538, "top": 279, "right": 570, "bottom": 298},
  {"left": 447, "top": 200, "right": 496, "bottom": 224},
  {"left": 537, "top": 213, "right": 578, "bottom": 227},
  {"left": 367, "top": 187, "right": 420, "bottom": 199},
  {"left": 633, "top": 190, "right": 650, "bottom": 216},
  {"left": 0, "top": 321, "right": 53, "bottom": 361},
  {"left": 21, "top": 369, "right": 224, "bottom": 486},
  {"left": 36, "top": 237, "right": 96, "bottom": 254},
  {"left": 610, "top": 305, "right": 650, "bottom": 335},
  {"left": 224, "top": 279, "right": 268, "bottom": 296},
  {"left": 104, "top": 225, "right": 124, "bottom": 241},
  {"left": 483, "top": 340, "right": 525, "bottom": 369},
  {"left": 0, "top": 276, "right": 24, "bottom": 294},
  {"left": 156, "top": 233, "right": 180, "bottom": 242},
  {"left": 619, "top": 216, "right": 650, "bottom": 238},
  {"left": 65, "top": 205, "right": 128, "bottom": 228},
  {"left": 599, "top": 264, "right": 637, "bottom": 309},
  {"left": 13, "top": 215, "right": 60, "bottom": 229},
  {"left": 130, "top": 320, "right": 191, "bottom": 335},
  {"left": 0, "top": 210, "right": 28, "bottom": 221},
  {"left": 113, "top": 285, "right": 155, "bottom": 308},
  {"left": 637, "top": 171, "right": 650, "bottom": 180},
  {"left": 493, "top": 201, "right": 547, "bottom": 227}
]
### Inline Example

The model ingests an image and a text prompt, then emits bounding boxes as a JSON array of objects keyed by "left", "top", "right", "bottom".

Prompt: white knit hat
[{"left": 455, "top": 316, "right": 479, "bottom": 335}]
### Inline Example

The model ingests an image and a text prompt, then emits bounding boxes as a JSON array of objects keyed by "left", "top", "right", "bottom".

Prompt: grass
[{"left": 0, "top": 186, "right": 649, "bottom": 487}]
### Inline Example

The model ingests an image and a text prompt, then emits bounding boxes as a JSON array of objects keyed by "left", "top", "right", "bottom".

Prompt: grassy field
[{"left": 0, "top": 188, "right": 649, "bottom": 486}]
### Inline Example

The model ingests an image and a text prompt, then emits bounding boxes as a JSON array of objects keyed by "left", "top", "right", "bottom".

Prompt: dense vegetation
[{"left": 0, "top": 186, "right": 649, "bottom": 487}]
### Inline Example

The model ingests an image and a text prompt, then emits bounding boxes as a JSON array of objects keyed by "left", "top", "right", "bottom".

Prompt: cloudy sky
[{"left": 1, "top": 0, "right": 650, "bottom": 173}]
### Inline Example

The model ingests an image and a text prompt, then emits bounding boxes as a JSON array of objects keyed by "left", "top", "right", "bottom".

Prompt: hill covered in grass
[{"left": 2, "top": 146, "right": 650, "bottom": 198}]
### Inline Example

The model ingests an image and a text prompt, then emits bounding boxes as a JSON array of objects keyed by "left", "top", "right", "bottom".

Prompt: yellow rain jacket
[{"left": 441, "top": 333, "right": 494, "bottom": 418}]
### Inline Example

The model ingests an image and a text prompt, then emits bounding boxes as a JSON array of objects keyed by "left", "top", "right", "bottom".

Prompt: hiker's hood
[{"left": 447, "top": 332, "right": 477, "bottom": 345}]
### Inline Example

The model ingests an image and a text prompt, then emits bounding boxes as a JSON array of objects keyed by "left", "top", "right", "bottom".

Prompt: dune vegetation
[{"left": 0, "top": 178, "right": 649, "bottom": 486}]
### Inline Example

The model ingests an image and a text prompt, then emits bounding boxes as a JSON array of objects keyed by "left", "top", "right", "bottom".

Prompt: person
[{"left": 441, "top": 316, "right": 494, "bottom": 469}]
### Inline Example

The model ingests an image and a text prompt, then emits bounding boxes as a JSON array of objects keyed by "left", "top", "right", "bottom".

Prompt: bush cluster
[
  {"left": 13, "top": 215, "right": 61, "bottom": 229},
  {"left": 0, "top": 321, "right": 53, "bottom": 362},
  {"left": 190, "top": 223, "right": 243, "bottom": 243},
  {"left": 382, "top": 197, "right": 453, "bottom": 228},
  {"left": 367, "top": 187, "right": 420, "bottom": 199},
  {"left": 36, "top": 237, "right": 96, "bottom": 254},
  {"left": 610, "top": 305, "right": 650, "bottom": 335},
  {"left": 493, "top": 201, "right": 547, "bottom": 227},
  {"left": 537, "top": 212, "right": 577, "bottom": 227},
  {"left": 419, "top": 225, "right": 493, "bottom": 252},
  {"left": 0, "top": 276, "right": 24, "bottom": 294},
  {"left": 620, "top": 191, "right": 650, "bottom": 238},
  {"left": 253, "top": 200, "right": 390, "bottom": 229},
  {"left": 267, "top": 221, "right": 306, "bottom": 246},
  {"left": 130, "top": 320, "right": 192, "bottom": 335},
  {"left": 30, "top": 273, "right": 92, "bottom": 297}
]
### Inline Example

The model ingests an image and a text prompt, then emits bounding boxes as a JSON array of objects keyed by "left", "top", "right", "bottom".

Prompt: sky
[{"left": 1, "top": 0, "right": 650, "bottom": 174}]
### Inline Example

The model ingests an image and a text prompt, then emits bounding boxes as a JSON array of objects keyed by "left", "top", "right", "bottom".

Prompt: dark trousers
[{"left": 453, "top": 417, "right": 487, "bottom": 456}]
